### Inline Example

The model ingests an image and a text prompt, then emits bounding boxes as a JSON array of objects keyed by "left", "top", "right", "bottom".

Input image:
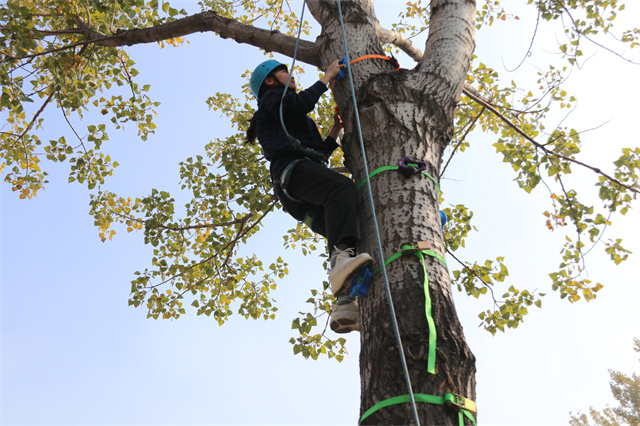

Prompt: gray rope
[
  {"left": 335, "top": 0, "right": 421, "bottom": 424},
  {"left": 277, "top": 1, "right": 326, "bottom": 164}
]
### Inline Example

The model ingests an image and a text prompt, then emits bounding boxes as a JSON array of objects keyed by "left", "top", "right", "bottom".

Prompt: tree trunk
[
  {"left": 309, "top": 0, "right": 478, "bottom": 423},
  {"left": 355, "top": 79, "right": 477, "bottom": 424}
]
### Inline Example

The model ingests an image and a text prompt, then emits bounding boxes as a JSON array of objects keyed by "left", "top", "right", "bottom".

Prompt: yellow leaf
[{"left": 570, "top": 294, "right": 580, "bottom": 302}]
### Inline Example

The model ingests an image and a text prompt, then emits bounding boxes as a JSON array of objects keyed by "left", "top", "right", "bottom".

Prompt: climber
[{"left": 245, "top": 59, "right": 372, "bottom": 333}]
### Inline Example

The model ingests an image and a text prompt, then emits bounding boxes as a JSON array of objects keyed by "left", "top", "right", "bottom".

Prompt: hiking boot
[
  {"left": 328, "top": 247, "right": 373, "bottom": 296},
  {"left": 330, "top": 297, "right": 360, "bottom": 333}
]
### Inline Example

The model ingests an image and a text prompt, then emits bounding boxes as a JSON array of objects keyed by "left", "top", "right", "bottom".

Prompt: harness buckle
[
  {"left": 400, "top": 241, "right": 431, "bottom": 255},
  {"left": 398, "top": 156, "right": 428, "bottom": 179},
  {"left": 444, "top": 393, "right": 477, "bottom": 414}
]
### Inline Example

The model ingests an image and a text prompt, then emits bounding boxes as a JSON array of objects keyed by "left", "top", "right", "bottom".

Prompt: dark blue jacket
[{"left": 256, "top": 81, "right": 338, "bottom": 180}]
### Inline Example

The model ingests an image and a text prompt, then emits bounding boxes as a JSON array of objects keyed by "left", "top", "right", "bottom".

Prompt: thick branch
[
  {"left": 376, "top": 26, "right": 424, "bottom": 62},
  {"left": 78, "top": 11, "right": 321, "bottom": 66},
  {"left": 5, "top": 11, "right": 321, "bottom": 66}
]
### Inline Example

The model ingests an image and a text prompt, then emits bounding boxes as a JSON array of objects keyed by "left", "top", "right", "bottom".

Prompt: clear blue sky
[{"left": 2, "top": 1, "right": 639, "bottom": 425}]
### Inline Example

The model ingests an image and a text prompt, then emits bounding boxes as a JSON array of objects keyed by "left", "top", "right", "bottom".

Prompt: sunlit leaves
[
  {"left": 528, "top": 0, "right": 633, "bottom": 64},
  {"left": 478, "top": 286, "right": 544, "bottom": 335},
  {"left": 389, "top": 0, "right": 430, "bottom": 44},
  {"left": 0, "top": 1, "right": 160, "bottom": 194},
  {"left": 289, "top": 284, "right": 348, "bottom": 362},
  {"left": 456, "top": 45, "right": 636, "bottom": 317},
  {"left": 89, "top": 133, "right": 285, "bottom": 322},
  {"left": 442, "top": 204, "right": 476, "bottom": 252},
  {"left": 597, "top": 148, "right": 640, "bottom": 214}
]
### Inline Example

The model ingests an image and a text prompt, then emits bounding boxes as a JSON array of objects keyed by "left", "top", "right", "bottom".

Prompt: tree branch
[
  {"left": 376, "top": 26, "right": 424, "bottom": 62},
  {"left": 77, "top": 11, "right": 321, "bottom": 66},
  {"left": 4, "top": 11, "right": 321, "bottom": 67},
  {"left": 552, "top": 0, "right": 640, "bottom": 65},
  {"left": 440, "top": 107, "right": 485, "bottom": 179},
  {"left": 462, "top": 86, "right": 640, "bottom": 194},
  {"left": 375, "top": 27, "right": 494, "bottom": 118}
]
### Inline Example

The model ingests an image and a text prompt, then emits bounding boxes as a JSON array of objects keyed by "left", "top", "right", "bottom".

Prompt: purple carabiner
[{"left": 398, "top": 156, "right": 428, "bottom": 179}]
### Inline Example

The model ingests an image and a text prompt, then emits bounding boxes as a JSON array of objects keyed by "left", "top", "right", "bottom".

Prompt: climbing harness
[
  {"left": 359, "top": 392, "right": 477, "bottom": 425},
  {"left": 272, "top": 158, "right": 317, "bottom": 229},
  {"left": 277, "top": 158, "right": 306, "bottom": 203}
]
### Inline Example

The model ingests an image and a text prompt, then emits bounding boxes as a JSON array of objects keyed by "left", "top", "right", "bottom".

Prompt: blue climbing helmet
[{"left": 250, "top": 59, "right": 287, "bottom": 99}]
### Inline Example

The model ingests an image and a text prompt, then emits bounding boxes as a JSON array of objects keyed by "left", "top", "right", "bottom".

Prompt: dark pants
[{"left": 273, "top": 160, "right": 359, "bottom": 250}]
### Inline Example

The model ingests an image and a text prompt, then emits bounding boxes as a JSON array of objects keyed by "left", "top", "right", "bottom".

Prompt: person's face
[{"left": 272, "top": 68, "right": 296, "bottom": 90}]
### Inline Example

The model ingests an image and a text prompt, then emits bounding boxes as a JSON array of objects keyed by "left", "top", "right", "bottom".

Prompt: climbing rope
[
  {"left": 335, "top": 0, "right": 421, "bottom": 424},
  {"left": 277, "top": 1, "right": 326, "bottom": 164}
]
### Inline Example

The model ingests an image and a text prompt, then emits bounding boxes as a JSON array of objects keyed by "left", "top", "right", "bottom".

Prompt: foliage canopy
[{"left": 1, "top": 0, "right": 639, "bottom": 360}]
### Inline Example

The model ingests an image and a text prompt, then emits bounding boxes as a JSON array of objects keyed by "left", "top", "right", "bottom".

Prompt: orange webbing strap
[
  {"left": 331, "top": 54, "right": 400, "bottom": 90},
  {"left": 350, "top": 54, "right": 400, "bottom": 69}
]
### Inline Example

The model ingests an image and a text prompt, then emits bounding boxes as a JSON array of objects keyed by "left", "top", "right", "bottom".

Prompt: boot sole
[{"left": 330, "top": 317, "right": 359, "bottom": 333}]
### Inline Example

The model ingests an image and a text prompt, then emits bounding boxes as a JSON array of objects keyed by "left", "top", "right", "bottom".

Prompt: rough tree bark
[
  {"left": 58, "top": 0, "right": 479, "bottom": 423},
  {"left": 304, "top": 1, "right": 478, "bottom": 423}
]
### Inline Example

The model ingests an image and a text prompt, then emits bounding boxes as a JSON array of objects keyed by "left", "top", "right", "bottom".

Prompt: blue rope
[
  {"left": 335, "top": 1, "right": 421, "bottom": 424},
  {"left": 277, "top": 1, "right": 326, "bottom": 164}
]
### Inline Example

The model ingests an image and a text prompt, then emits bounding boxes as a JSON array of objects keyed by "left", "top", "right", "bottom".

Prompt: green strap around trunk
[
  {"left": 356, "top": 164, "right": 440, "bottom": 194},
  {"left": 359, "top": 393, "right": 477, "bottom": 425},
  {"left": 372, "top": 245, "right": 446, "bottom": 374},
  {"left": 355, "top": 163, "right": 476, "bottom": 425}
]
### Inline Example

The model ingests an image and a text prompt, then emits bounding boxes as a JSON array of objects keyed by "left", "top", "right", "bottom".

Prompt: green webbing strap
[
  {"left": 371, "top": 244, "right": 446, "bottom": 374},
  {"left": 416, "top": 249, "right": 437, "bottom": 374},
  {"left": 359, "top": 393, "right": 477, "bottom": 425},
  {"left": 371, "top": 248, "right": 447, "bottom": 275},
  {"left": 356, "top": 164, "right": 440, "bottom": 195}
]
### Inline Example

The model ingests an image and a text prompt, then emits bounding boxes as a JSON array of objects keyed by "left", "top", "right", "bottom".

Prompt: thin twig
[
  {"left": 504, "top": 7, "right": 540, "bottom": 72},
  {"left": 462, "top": 87, "right": 639, "bottom": 194},
  {"left": 440, "top": 107, "right": 485, "bottom": 179},
  {"left": 446, "top": 248, "right": 499, "bottom": 307},
  {"left": 553, "top": 0, "right": 640, "bottom": 65}
]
